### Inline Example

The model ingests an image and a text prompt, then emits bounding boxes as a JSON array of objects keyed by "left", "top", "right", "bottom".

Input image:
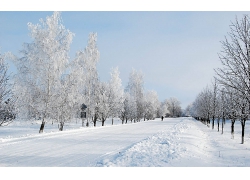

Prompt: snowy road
[
  {"left": 1, "top": 117, "right": 250, "bottom": 167},
  {"left": 0, "top": 118, "right": 178, "bottom": 166}
]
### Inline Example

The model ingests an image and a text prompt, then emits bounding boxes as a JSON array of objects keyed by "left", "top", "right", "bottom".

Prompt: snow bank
[{"left": 98, "top": 119, "right": 189, "bottom": 166}]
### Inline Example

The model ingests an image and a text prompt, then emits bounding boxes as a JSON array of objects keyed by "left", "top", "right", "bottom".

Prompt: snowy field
[
  {"left": 1, "top": 117, "right": 250, "bottom": 168},
  {"left": 1, "top": 117, "right": 250, "bottom": 179}
]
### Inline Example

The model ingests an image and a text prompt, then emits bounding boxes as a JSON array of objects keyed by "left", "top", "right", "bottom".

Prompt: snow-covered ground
[{"left": 1, "top": 117, "right": 250, "bottom": 167}]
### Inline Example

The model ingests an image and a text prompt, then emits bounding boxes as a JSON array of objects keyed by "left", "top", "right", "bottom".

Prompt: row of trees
[
  {"left": 0, "top": 12, "right": 183, "bottom": 131},
  {"left": 190, "top": 14, "right": 250, "bottom": 144}
]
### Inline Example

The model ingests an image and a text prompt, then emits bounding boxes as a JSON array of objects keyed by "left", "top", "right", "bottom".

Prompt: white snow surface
[{"left": 1, "top": 117, "right": 250, "bottom": 167}]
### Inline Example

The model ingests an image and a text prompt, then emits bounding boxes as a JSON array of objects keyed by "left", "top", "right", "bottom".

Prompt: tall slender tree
[
  {"left": 211, "top": 79, "right": 218, "bottom": 130},
  {"left": 72, "top": 32, "right": 100, "bottom": 127},
  {"left": 126, "top": 68, "right": 144, "bottom": 122},
  {"left": 108, "top": 67, "right": 124, "bottom": 125}
]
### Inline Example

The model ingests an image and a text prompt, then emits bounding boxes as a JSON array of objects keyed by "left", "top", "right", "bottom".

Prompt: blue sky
[{"left": 0, "top": 11, "right": 249, "bottom": 109}]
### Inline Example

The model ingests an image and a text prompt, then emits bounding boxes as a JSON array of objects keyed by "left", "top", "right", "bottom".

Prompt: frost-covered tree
[
  {"left": 72, "top": 32, "right": 100, "bottom": 127},
  {"left": 96, "top": 82, "right": 110, "bottom": 126},
  {"left": 210, "top": 79, "right": 218, "bottom": 130},
  {"left": 193, "top": 87, "right": 213, "bottom": 126},
  {"left": 54, "top": 74, "right": 79, "bottom": 131},
  {"left": 166, "top": 97, "right": 182, "bottom": 117},
  {"left": 215, "top": 15, "right": 250, "bottom": 104},
  {"left": 108, "top": 67, "right": 124, "bottom": 125},
  {"left": 192, "top": 87, "right": 213, "bottom": 126},
  {"left": 215, "top": 15, "right": 250, "bottom": 143},
  {"left": 12, "top": 12, "right": 73, "bottom": 133},
  {"left": 156, "top": 101, "right": 168, "bottom": 119},
  {"left": 218, "top": 89, "right": 226, "bottom": 134},
  {"left": 192, "top": 94, "right": 205, "bottom": 122},
  {"left": 127, "top": 94, "right": 137, "bottom": 123},
  {"left": 0, "top": 52, "right": 16, "bottom": 126},
  {"left": 184, "top": 103, "right": 193, "bottom": 117},
  {"left": 119, "top": 92, "right": 131, "bottom": 124},
  {"left": 94, "top": 68, "right": 125, "bottom": 126},
  {"left": 125, "top": 68, "right": 144, "bottom": 122},
  {"left": 225, "top": 87, "right": 240, "bottom": 139},
  {"left": 143, "top": 90, "right": 160, "bottom": 120},
  {"left": 120, "top": 91, "right": 137, "bottom": 123},
  {"left": 234, "top": 90, "right": 249, "bottom": 144}
]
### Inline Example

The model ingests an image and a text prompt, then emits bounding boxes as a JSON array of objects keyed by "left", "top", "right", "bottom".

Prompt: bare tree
[
  {"left": 215, "top": 15, "right": 250, "bottom": 144},
  {"left": 192, "top": 87, "right": 212, "bottom": 126},
  {"left": 211, "top": 79, "right": 218, "bottom": 130},
  {"left": 202, "top": 87, "right": 213, "bottom": 126},
  {"left": 225, "top": 87, "right": 238, "bottom": 139},
  {"left": 220, "top": 89, "right": 226, "bottom": 134}
]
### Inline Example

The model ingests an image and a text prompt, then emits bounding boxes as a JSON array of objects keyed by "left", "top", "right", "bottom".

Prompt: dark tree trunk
[
  {"left": 241, "top": 119, "right": 246, "bottom": 144},
  {"left": 86, "top": 121, "right": 89, "bottom": 127},
  {"left": 112, "top": 118, "right": 114, "bottom": 125},
  {"left": 59, "top": 122, "right": 64, "bottom": 131},
  {"left": 39, "top": 120, "right": 45, "bottom": 133},
  {"left": 222, "top": 112, "right": 225, "bottom": 134},
  {"left": 212, "top": 116, "right": 215, "bottom": 130},
  {"left": 221, "top": 119, "right": 224, "bottom": 134},
  {"left": 207, "top": 114, "right": 210, "bottom": 127},
  {"left": 102, "top": 119, "right": 105, "bottom": 126},
  {"left": 231, "top": 119, "right": 235, "bottom": 139},
  {"left": 217, "top": 119, "right": 220, "bottom": 132},
  {"left": 93, "top": 114, "right": 98, "bottom": 127},
  {"left": 125, "top": 118, "right": 128, "bottom": 124},
  {"left": 206, "top": 115, "right": 210, "bottom": 127}
]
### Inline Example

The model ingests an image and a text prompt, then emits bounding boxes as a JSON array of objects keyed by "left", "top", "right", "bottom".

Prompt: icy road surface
[{"left": 1, "top": 117, "right": 250, "bottom": 167}]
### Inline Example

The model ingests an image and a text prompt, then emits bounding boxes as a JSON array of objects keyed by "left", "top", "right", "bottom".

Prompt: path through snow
[{"left": 1, "top": 117, "right": 250, "bottom": 166}]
